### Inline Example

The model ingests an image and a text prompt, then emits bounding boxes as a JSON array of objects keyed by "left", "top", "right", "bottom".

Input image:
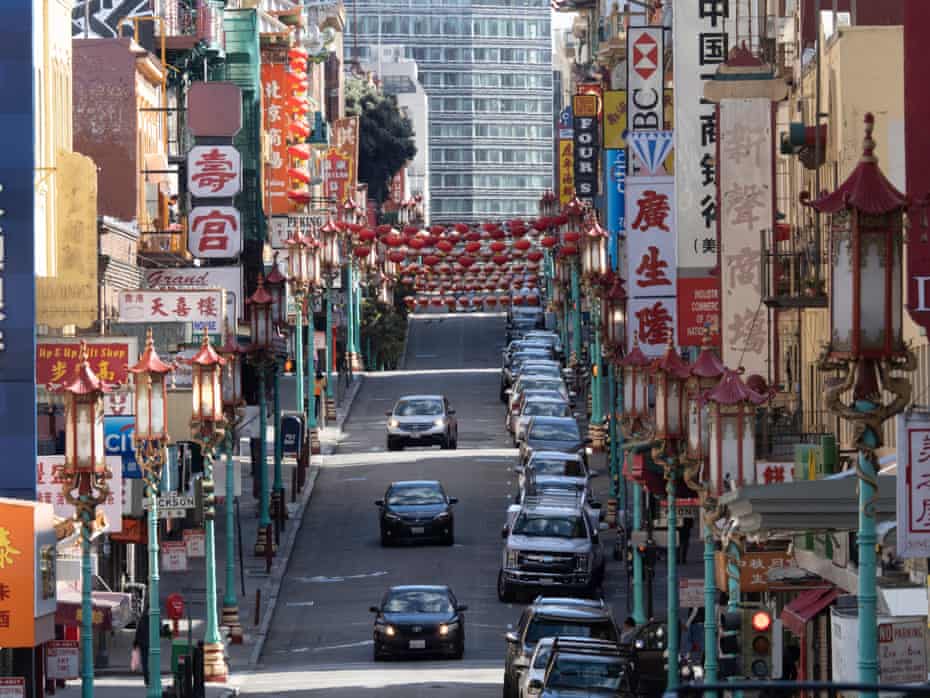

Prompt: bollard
[
  {"left": 265, "top": 523, "right": 274, "bottom": 573},
  {"left": 254, "top": 589, "right": 261, "bottom": 627},
  {"left": 291, "top": 467, "right": 298, "bottom": 502}
]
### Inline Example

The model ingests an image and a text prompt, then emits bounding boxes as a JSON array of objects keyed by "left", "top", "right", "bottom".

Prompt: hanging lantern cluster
[{"left": 285, "top": 47, "right": 312, "bottom": 209}]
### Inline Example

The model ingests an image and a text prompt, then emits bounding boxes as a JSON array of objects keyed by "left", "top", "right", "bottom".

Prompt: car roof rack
[
  {"left": 533, "top": 596, "right": 607, "bottom": 609},
  {"left": 520, "top": 492, "right": 585, "bottom": 512},
  {"left": 550, "top": 636, "right": 625, "bottom": 658}
]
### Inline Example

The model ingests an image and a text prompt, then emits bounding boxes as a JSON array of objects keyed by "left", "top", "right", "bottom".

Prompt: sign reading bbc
[{"left": 105, "top": 417, "right": 140, "bottom": 479}]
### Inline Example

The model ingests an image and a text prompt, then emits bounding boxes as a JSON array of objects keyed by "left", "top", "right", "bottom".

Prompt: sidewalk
[{"left": 55, "top": 376, "right": 365, "bottom": 697}]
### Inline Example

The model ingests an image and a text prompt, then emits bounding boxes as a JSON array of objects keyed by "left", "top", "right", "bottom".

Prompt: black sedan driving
[
  {"left": 376, "top": 480, "right": 457, "bottom": 546},
  {"left": 371, "top": 585, "right": 466, "bottom": 660}
]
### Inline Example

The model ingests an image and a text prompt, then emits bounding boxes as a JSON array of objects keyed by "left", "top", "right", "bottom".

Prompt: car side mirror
[
  {"left": 374, "top": 499, "right": 384, "bottom": 506},
  {"left": 448, "top": 409, "right": 456, "bottom": 415},
  {"left": 456, "top": 604, "right": 468, "bottom": 612},
  {"left": 501, "top": 527, "right": 509, "bottom": 539},
  {"left": 529, "top": 679, "right": 543, "bottom": 691},
  {"left": 369, "top": 606, "right": 380, "bottom": 613},
  {"left": 505, "top": 631, "right": 520, "bottom": 644},
  {"left": 385, "top": 411, "right": 393, "bottom": 417},
  {"left": 448, "top": 497, "right": 459, "bottom": 505}
]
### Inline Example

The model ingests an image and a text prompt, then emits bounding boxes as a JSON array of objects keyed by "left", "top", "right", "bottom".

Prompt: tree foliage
[
  {"left": 345, "top": 76, "right": 417, "bottom": 205},
  {"left": 360, "top": 299, "right": 408, "bottom": 370}
]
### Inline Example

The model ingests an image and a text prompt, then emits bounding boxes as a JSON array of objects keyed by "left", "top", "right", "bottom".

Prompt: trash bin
[{"left": 171, "top": 637, "right": 193, "bottom": 676}]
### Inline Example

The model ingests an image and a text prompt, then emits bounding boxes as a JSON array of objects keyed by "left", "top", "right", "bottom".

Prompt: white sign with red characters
[
  {"left": 627, "top": 297, "right": 677, "bottom": 357},
  {"left": 187, "top": 146, "right": 242, "bottom": 198},
  {"left": 118, "top": 290, "right": 224, "bottom": 333},
  {"left": 188, "top": 206, "right": 242, "bottom": 259},
  {"left": 36, "top": 456, "right": 123, "bottom": 532},
  {"left": 46, "top": 641, "right": 80, "bottom": 680},
  {"left": 897, "top": 410, "right": 930, "bottom": 557},
  {"left": 755, "top": 461, "right": 794, "bottom": 485},
  {"left": 625, "top": 177, "right": 677, "bottom": 298}
]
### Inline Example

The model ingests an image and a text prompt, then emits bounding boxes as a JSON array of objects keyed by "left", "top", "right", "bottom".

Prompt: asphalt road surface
[{"left": 241, "top": 313, "right": 677, "bottom": 696}]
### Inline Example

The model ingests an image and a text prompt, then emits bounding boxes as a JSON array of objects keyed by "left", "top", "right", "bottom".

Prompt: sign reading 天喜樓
[{"left": 118, "top": 290, "right": 224, "bottom": 334}]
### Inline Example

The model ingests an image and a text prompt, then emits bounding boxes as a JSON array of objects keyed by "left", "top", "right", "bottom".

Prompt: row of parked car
[{"left": 498, "top": 308, "right": 666, "bottom": 698}]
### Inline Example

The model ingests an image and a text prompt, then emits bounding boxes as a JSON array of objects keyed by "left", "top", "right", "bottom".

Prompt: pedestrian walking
[
  {"left": 620, "top": 616, "right": 637, "bottom": 645},
  {"left": 134, "top": 602, "right": 150, "bottom": 686}
]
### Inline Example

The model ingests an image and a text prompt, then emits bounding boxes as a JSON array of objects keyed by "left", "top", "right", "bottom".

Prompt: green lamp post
[
  {"left": 581, "top": 217, "right": 609, "bottom": 449},
  {"left": 286, "top": 227, "right": 321, "bottom": 451},
  {"left": 319, "top": 219, "right": 341, "bottom": 420},
  {"left": 263, "top": 257, "right": 288, "bottom": 521},
  {"left": 128, "top": 330, "right": 174, "bottom": 697},
  {"left": 601, "top": 275, "right": 626, "bottom": 522},
  {"left": 58, "top": 342, "right": 113, "bottom": 698}
]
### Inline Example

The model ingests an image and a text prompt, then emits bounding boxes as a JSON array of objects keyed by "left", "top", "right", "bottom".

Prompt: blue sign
[
  {"left": 105, "top": 416, "right": 142, "bottom": 479},
  {"left": 558, "top": 105, "right": 573, "bottom": 139},
  {"left": 605, "top": 149, "right": 627, "bottom": 271},
  {"left": 0, "top": 2, "right": 37, "bottom": 499}
]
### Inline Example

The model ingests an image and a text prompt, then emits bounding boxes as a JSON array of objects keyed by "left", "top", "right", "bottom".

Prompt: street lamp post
[
  {"left": 320, "top": 219, "right": 341, "bottom": 421},
  {"left": 808, "top": 114, "right": 915, "bottom": 697},
  {"left": 188, "top": 332, "right": 228, "bottom": 682},
  {"left": 246, "top": 275, "right": 276, "bottom": 555},
  {"left": 218, "top": 327, "right": 245, "bottom": 644},
  {"left": 58, "top": 342, "right": 113, "bottom": 698},
  {"left": 128, "top": 330, "right": 174, "bottom": 697},
  {"left": 581, "top": 217, "right": 609, "bottom": 450},
  {"left": 602, "top": 276, "right": 626, "bottom": 524},
  {"left": 264, "top": 258, "right": 288, "bottom": 522},
  {"left": 286, "top": 228, "right": 321, "bottom": 452}
]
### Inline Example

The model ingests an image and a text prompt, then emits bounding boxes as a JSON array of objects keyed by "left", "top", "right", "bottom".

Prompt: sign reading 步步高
[
  {"left": 673, "top": 0, "right": 735, "bottom": 271},
  {"left": 37, "top": 340, "right": 133, "bottom": 388},
  {"left": 573, "top": 94, "right": 600, "bottom": 206},
  {"left": 627, "top": 27, "right": 664, "bottom": 137},
  {"left": 719, "top": 98, "right": 772, "bottom": 377},
  {"left": 896, "top": 410, "right": 930, "bottom": 557}
]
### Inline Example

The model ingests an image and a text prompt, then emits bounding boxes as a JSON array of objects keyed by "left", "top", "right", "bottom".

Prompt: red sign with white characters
[
  {"left": 166, "top": 593, "right": 185, "bottom": 620},
  {"left": 188, "top": 206, "right": 242, "bottom": 258},
  {"left": 37, "top": 341, "right": 131, "bottom": 386},
  {"left": 677, "top": 277, "right": 721, "bottom": 347},
  {"left": 187, "top": 146, "right": 242, "bottom": 198},
  {"left": 323, "top": 148, "right": 352, "bottom": 203}
]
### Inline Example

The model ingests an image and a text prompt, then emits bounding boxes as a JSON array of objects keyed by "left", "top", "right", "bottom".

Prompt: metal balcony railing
[
  {"left": 755, "top": 405, "right": 835, "bottom": 460},
  {"left": 760, "top": 225, "right": 829, "bottom": 309},
  {"left": 152, "top": 0, "right": 225, "bottom": 52}
]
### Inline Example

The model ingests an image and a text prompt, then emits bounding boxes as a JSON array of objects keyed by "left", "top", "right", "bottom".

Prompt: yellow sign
[
  {"left": 559, "top": 140, "right": 574, "bottom": 206},
  {"left": 604, "top": 91, "right": 627, "bottom": 149},
  {"left": 573, "top": 94, "right": 599, "bottom": 119},
  {"left": 0, "top": 527, "right": 21, "bottom": 569}
]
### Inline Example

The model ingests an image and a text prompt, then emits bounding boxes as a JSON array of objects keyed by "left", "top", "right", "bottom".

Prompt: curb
[{"left": 227, "top": 373, "right": 365, "bottom": 690}]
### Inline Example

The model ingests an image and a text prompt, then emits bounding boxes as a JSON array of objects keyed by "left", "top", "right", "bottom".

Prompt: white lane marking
[
  {"left": 313, "top": 640, "right": 374, "bottom": 651},
  {"left": 297, "top": 571, "right": 389, "bottom": 583},
  {"left": 340, "top": 477, "right": 368, "bottom": 482},
  {"left": 414, "top": 354, "right": 439, "bottom": 359},
  {"left": 284, "top": 601, "right": 316, "bottom": 607}
]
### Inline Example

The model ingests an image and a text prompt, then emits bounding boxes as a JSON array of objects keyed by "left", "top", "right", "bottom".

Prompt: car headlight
[
  {"left": 433, "top": 417, "right": 446, "bottom": 427},
  {"left": 434, "top": 511, "right": 450, "bottom": 520},
  {"left": 506, "top": 550, "right": 519, "bottom": 567},
  {"left": 385, "top": 625, "right": 396, "bottom": 637},
  {"left": 585, "top": 446, "right": 593, "bottom": 455},
  {"left": 388, "top": 418, "right": 399, "bottom": 428},
  {"left": 384, "top": 512, "right": 401, "bottom": 521},
  {"left": 439, "top": 622, "right": 459, "bottom": 636}
]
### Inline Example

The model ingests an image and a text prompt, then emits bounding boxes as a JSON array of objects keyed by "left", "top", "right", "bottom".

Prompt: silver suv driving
[
  {"left": 498, "top": 493, "right": 605, "bottom": 602},
  {"left": 385, "top": 395, "right": 458, "bottom": 451}
]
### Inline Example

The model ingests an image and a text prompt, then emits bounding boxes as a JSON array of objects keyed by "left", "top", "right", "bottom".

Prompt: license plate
[
  {"left": 410, "top": 433, "right": 421, "bottom": 439},
  {"left": 411, "top": 527, "right": 425, "bottom": 534},
  {"left": 409, "top": 639, "right": 426, "bottom": 649}
]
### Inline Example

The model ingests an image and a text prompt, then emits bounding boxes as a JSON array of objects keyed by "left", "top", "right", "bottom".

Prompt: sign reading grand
[
  {"left": 187, "top": 146, "right": 242, "bottom": 198},
  {"left": 143, "top": 266, "right": 243, "bottom": 320}
]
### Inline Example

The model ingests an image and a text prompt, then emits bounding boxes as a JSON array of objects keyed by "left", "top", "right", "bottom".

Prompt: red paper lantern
[
  {"left": 423, "top": 254, "right": 440, "bottom": 267},
  {"left": 563, "top": 231, "right": 581, "bottom": 244},
  {"left": 527, "top": 251, "right": 543, "bottom": 262},
  {"left": 437, "top": 239, "right": 453, "bottom": 253},
  {"left": 492, "top": 254, "right": 509, "bottom": 266},
  {"left": 514, "top": 238, "right": 531, "bottom": 251},
  {"left": 459, "top": 255, "right": 475, "bottom": 268},
  {"left": 490, "top": 241, "right": 506, "bottom": 253},
  {"left": 388, "top": 250, "right": 406, "bottom": 263},
  {"left": 540, "top": 235, "right": 558, "bottom": 249},
  {"left": 358, "top": 228, "right": 376, "bottom": 242}
]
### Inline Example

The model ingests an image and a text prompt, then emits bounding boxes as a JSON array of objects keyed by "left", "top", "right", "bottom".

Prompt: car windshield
[
  {"left": 512, "top": 514, "right": 586, "bottom": 538},
  {"left": 530, "top": 459, "right": 585, "bottom": 477},
  {"left": 383, "top": 589, "right": 453, "bottom": 614},
  {"left": 520, "top": 365, "right": 560, "bottom": 378},
  {"left": 386, "top": 485, "right": 445, "bottom": 506},
  {"left": 533, "top": 646, "right": 553, "bottom": 669},
  {"left": 528, "top": 421, "right": 580, "bottom": 441},
  {"left": 395, "top": 399, "right": 443, "bottom": 416},
  {"left": 525, "top": 619, "right": 618, "bottom": 645},
  {"left": 524, "top": 402, "right": 569, "bottom": 417},
  {"left": 518, "top": 378, "right": 563, "bottom": 393},
  {"left": 548, "top": 658, "right": 627, "bottom": 691}
]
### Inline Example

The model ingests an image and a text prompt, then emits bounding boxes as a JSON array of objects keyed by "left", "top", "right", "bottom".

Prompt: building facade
[{"left": 344, "top": 0, "right": 553, "bottom": 222}]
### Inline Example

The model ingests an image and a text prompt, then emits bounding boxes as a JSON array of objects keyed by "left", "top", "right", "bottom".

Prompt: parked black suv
[{"left": 503, "top": 597, "right": 620, "bottom": 698}]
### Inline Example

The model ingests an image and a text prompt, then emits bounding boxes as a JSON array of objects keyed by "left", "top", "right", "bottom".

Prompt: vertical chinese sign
[
  {"left": 897, "top": 410, "right": 930, "bottom": 558},
  {"left": 324, "top": 116, "right": 359, "bottom": 205},
  {"left": 719, "top": 98, "right": 771, "bottom": 375},
  {"left": 604, "top": 91, "right": 627, "bottom": 271},
  {"left": 187, "top": 144, "right": 243, "bottom": 259},
  {"left": 673, "top": 0, "right": 733, "bottom": 272},
  {"left": 261, "top": 64, "right": 292, "bottom": 216},
  {"left": 557, "top": 106, "right": 574, "bottom": 207},
  {"left": 573, "top": 94, "right": 600, "bottom": 207}
]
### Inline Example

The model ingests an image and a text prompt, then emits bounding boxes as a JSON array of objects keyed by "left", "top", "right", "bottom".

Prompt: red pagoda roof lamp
[
  {"left": 264, "top": 261, "right": 287, "bottom": 286},
  {"left": 807, "top": 113, "right": 908, "bottom": 215},
  {"left": 690, "top": 329, "right": 725, "bottom": 380},
  {"left": 189, "top": 331, "right": 226, "bottom": 368},
  {"left": 246, "top": 274, "right": 274, "bottom": 306},
  {"left": 128, "top": 328, "right": 174, "bottom": 376},
  {"left": 619, "top": 338, "right": 651, "bottom": 368},
  {"left": 654, "top": 341, "right": 691, "bottom": 380},
  {"left": 706, "top": 369, "right": 769, "bottom": 406},
  {"left": 59, "top": 341, "right": 115, "bottom": 395}
]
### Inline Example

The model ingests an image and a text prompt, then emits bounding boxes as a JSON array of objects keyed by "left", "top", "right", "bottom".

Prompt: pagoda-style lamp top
[
  {"left": 652, "top": 337, "right": 691, "bottom": 441},
  {"left": 127, "top": 328, "right": 174, "bottom": 442},
  {"left": 189, "top": 331, "right": 226, "bottom": 427},
  {"left": 57, "top": 341, "right": 113, "bottom": 475},
  {"left": 619, "top": 334, "right": 651, "bottom": 417},
  {"left": 264, "top": 253, "right": 287, "bottom": 327},
  {"left": 246, "top": 274, "right": 274, "bottom": 351}
]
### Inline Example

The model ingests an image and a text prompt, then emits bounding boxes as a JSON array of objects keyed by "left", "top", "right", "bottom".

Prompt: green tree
[
  {"left": 345, "top": 76, "right": 417, "bottom": 206},
  {"left": 360, "top": 298, "right": 408, "bottom": 370}
]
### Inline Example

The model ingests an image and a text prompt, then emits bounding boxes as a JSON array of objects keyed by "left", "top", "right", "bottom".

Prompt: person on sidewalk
[
  {"left": 620, "top": 616, "right": 637, "bottom": 645},
  {"left": 134, "top": 603, "right": 150, "bottom": 686},
  {"left": 678, "top": 515, "right": 694, "bottom": 564}
]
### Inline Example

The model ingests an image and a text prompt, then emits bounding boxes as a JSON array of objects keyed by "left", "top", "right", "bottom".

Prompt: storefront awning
[
  {"left": 879, "top": 586, "right": 928, "bottom": 617},
  {"left": 55, "top": 590, "right": 133, "bottom": 631},
  {"left": 782, "top": 586, "right": 840, "bottom": 635}
]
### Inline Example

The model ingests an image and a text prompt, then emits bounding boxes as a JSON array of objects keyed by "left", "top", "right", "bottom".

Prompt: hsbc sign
[{"left": 627, "top": 27, "right": 665, "bottom": 133}]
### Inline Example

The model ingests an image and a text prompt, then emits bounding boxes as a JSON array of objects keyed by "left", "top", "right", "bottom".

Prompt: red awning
[{"left": 781, "top": 586, "right": 840, "bottom": 635}]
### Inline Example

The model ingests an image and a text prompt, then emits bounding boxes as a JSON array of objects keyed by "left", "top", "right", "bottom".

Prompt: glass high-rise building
[{"left": 344, "top": 0, "right": 553, "bottom": 223}]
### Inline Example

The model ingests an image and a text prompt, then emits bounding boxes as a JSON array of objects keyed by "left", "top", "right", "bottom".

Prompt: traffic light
[
  {"left": 197, "top": 476, "right": 216, "bottom": 521},
  {"left": 743, "top": 607, "right": 774, "bottom": 679},
  {"left": 718, "top": 610, "right": 742, "bottom": 678},
  {"left": 637, "top": 539, "right": 658, "bottom": 568}
]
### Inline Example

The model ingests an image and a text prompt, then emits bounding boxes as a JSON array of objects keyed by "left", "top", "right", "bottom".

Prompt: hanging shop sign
[
  {"left": 557, "top": 105, "right": 573, "bottom": 140},
  {"left": 573, "top": 94, "right": 600, "bottom": 205},
  {"left": 719, "top": 98, "right": 772, "bottom": 377},
  {"left": 261, "top": 63, "right": 293, "bottom": 215},
  {"left": 143, "top": 266, "right": 243, "bottom": 324},
  {"left": 627, "top": 27, "right": 665, "bottom": 134},
  {"left": 46, "top": 641, "right": 80, "bottom": 680},
  {"left": 605, "top": 149, "right": 626, "bottom": 270},
  {"left": 161, "top": 541, "right": 188, "bottom": 572},
  {"left": 118, "top": 290, "right": 225, "bottom": 334},
  {"left": 187, "top": 146, "right": 242, "bottom": 198},
  {"left": 36, "top": 456, "right": 123, "bottom": 532},
  {"left": 558, "top": 140, "right": 574, "bottom": 207},
  {"left": 105, "top": 416, "right": 140, "bottom": 479},
  {"left": 673, "top": 0, "right": 734, "bottom": 271},
  {"left": 677, "top": 276, "right": 721, "bottom": 347},
  {"left": 626, "top": 176, "right": 677, "bottom": 298},
  {"left": 36, "top": 340, "right": 133, "bottom": 388},
  {"left": 627, "top": 298, "right": 676, "bottom": 357},
  {"left": 183, "top": 529, "right": 206, "bottom": 558},
  {"left": 628, "top": 130, "right": 674, "bottom": 177},
  {"left": 603, "top": 91, "right": 626, "bottom": 149},
  {"left": 188, "top": 206, "right": 242, "bottom": 259},
  {"left": 896, "top": 409, "right": 930, "bottom": 558}
]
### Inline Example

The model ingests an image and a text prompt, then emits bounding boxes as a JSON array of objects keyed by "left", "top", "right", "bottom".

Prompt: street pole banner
[
  {"left": 625, "top": 176, "right": 677, "bottom": 299},
  {"left": 719, "top": 98, "right": 772, "bottom": 376},
  {"left": 673, "top": 0, "right": 735, "bottom": 271},
  {"left": 261, "top": 63, "right": 293, "bottom": 215},
  {"left": 188, "top": 206, "right": 242, "bottom": 259},
  {"left": 896, "top": 409, "right": 930, "bottom": 558},
  {"left": 627, "top": 298, "right": 676, "bottom": 357},
  {"left": 558, "top": 139, "right": 575, "bottom": 206}
]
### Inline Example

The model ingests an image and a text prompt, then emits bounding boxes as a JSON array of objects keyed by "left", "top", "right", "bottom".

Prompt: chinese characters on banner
[
  {"left": 677, "top": 277, "right": 721, "bottom": 346},
  {"left": 36, "top": 342, "right": 131, "bottom": 387},
  {"left": 896, "top": 411, "right": 930, "bottom": 557},
  {"left": 36, "top": 456, "right": 123, "bottom": 532},
  {"left": 719, "top": 98, "right": 772, "bottom": 375},
  {"left": 389, "top": 168, "right": 406, "bottom": 205},
  {"left": 324, "top": 116, "right": 359, "bottom": 203},
  {"left": 143, "top": 266, "right": 243, "bottom": 324},
  {"left": 673, "top": 0, "right": 734, "bottom": 270},
  {"left": 626, "top": 175, "right": 677, "bottom": 356},
  {"left": 573, "top": 94, "right": 600, "bottom": 205},
  {"left": 187, "top": 146, "right": 242, "bottom": 198},
  {"left": 755, "top": 461, "right": 794, "bottom": 485},
  {"left": 261, "top": 63, "right": 292, "bottom": 215},
  {"left": 558, "top": 140, "right": 574, "bottom": 206},
  {"left": 117, "top": 290, "right": 224, "bottom": 334},
  {"left": 627, "top": 27, "right": 664, "bottom": 134},
  {"left": 188, "top": 206, "right": 241, "bottom": 258}
]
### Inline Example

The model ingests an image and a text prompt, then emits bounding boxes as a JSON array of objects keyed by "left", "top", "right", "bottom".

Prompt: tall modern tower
[{"left": 344, "top": 0, "right": 553, "bottom": 223}]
